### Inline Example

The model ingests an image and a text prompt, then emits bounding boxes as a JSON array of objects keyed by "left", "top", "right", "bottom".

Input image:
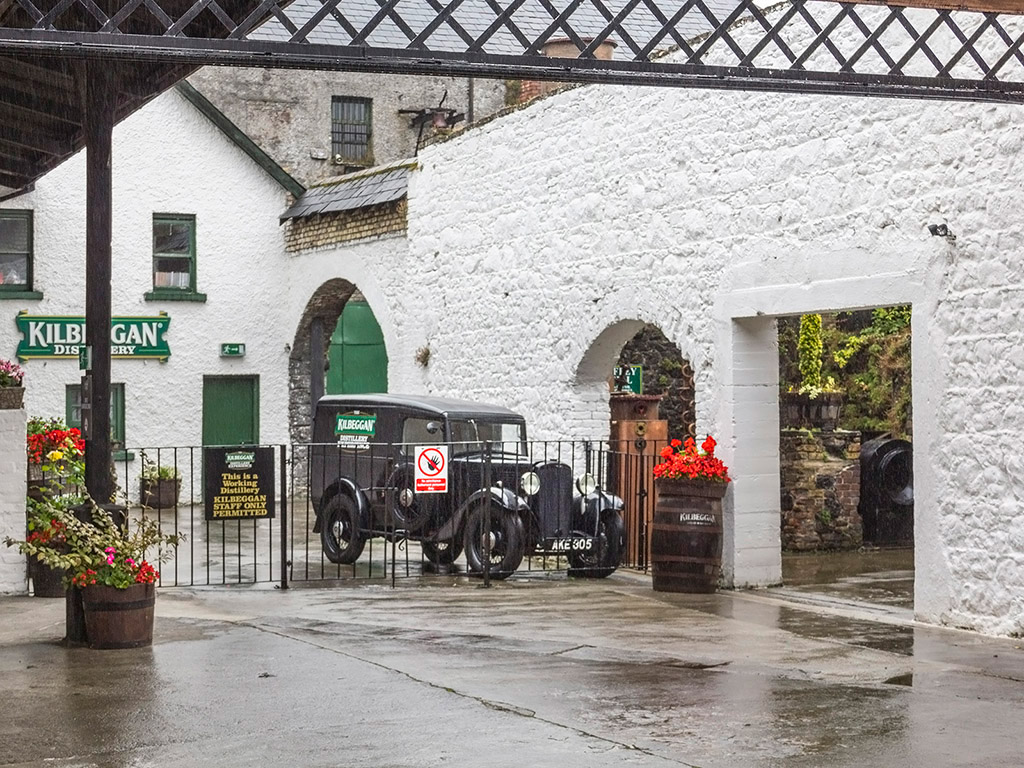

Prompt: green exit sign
[{"left": 220, "top": 343, "right": 246, "bottom": 358}]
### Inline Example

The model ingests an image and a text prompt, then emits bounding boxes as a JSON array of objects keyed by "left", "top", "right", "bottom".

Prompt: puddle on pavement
[{"left": 781, "top": 549, "right": 914, "bottom": 610}]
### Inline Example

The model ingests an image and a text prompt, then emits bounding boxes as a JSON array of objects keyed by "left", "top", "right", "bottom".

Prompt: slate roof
[
  {"left": 280, "top": 159, "right": 417, "bottom": 220},
  {"left": 253, "top": 0, "right": 740, "bottom": 57}
]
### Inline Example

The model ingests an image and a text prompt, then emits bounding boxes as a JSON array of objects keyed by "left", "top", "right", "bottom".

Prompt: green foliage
[
  {"left": 779, "top": 307, "right": 912, "bottom": 438},
  {"left": 4, "top": 498, "right": 182, "bottom": 588},
  {"left": 798, "top": 314, "right": 824, "bottom": 390},
  {"left": 141, "top": 458, "right": 180, "bottom": 481}
]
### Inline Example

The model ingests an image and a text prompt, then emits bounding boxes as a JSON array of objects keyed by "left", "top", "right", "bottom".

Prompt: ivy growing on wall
[{"left": 779, "top": 307, "right": 912, "bottom": 438}]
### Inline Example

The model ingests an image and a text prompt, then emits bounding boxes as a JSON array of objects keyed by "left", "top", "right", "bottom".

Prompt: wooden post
[
  {"left": 68, "top": 65, "right": 116, "bottom": 645},
  {"left": 84, "top": 65, "right": 115, "bottom": 505}
]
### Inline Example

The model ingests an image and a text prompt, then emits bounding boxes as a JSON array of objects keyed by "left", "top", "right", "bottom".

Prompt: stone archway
[
  {"left": 617, "top": 325, "right": 696, "bottom": 440},
  {"left": 289, "top": 278, "right": 356, "bottom": 445}
]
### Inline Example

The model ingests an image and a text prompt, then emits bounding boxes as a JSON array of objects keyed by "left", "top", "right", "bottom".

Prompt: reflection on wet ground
[{"left": 781, "top": 548, "right": 914, "bottom": 609}]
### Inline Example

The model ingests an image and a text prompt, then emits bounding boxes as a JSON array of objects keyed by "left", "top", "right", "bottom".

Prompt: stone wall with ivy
[{"left": 779, "top": 309, "right": 912, "bottom": 439}]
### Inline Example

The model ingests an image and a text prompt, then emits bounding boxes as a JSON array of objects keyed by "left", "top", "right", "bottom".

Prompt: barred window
[{"left": 331, "top": 96, "right": 373, "bottom": 165}]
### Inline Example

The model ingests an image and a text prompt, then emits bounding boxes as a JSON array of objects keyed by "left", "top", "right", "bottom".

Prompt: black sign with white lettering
[{"left": 204, "top": 446, "right": 275, "bottom": 520}]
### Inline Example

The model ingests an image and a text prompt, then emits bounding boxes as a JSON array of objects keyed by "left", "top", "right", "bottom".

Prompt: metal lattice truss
[{"left": 5, "top": 0, "right": 1024, "bottom": 101}]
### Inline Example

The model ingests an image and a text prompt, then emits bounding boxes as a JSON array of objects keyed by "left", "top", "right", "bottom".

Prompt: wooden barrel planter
[
  {"left": 81, "top": 583, "right": 156, "bottom": 649},
  {"left": 651, "top": 479, "right": 728, "bottom": 593},
  {"left": 29, "top": 560, "right": 66, "bottom": 598}
]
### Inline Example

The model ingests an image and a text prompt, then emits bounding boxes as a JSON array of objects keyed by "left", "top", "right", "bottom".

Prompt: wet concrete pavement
[{"left": 2, "top": 571, "right": 1022, "bottom": 767}]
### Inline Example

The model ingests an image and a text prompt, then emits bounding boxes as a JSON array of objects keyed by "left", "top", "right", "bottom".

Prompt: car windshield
[{"left": 448, "top": 420, "right": 527, "bottom": 456}]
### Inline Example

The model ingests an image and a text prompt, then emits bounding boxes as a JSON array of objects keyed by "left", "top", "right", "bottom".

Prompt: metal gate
[{"left": 102, "top": 439, "right": 663, "bottom": 588}]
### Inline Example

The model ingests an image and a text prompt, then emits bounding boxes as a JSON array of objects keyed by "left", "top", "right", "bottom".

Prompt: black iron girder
[{"left": 1, "top": 0, "right": 1024, "bottom": 104}]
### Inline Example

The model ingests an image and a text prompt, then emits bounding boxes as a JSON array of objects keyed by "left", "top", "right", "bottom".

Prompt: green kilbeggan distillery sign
[{"left": 15, "top": 312, "right": 171, "bottom": 361}]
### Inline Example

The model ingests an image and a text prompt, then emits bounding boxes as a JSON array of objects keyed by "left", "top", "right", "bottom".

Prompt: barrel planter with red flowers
[
  {"left": 651, "top": 436, "right": 731, "bottom": 594},
  {"left": 5, "top": 502, "right": 180, "bottom": 650}
]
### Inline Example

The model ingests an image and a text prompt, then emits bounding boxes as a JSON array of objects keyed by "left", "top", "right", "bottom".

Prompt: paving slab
[{"left": 1, "top": 575, "right": 1022, "bottom": 767}]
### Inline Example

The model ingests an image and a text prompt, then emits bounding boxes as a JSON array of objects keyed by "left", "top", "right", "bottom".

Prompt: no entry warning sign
[{"left": 414, "top": 445, "right": 448, "bottom": 493}]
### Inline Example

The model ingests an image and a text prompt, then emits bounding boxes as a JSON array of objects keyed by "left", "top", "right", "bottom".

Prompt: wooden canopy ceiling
[{"left": 0, "top": 0, "right": 266, "bottom": 195}]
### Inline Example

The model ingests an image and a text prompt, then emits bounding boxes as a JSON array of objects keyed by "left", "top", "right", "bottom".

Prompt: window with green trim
[
  {"left": 67, "top": 383, "right": 125, "bottom": 450},
  {"left": 0, "top": 210, "right": 32, "bottom": 292},
  {"left": 152, "top": 215, "right": 196, "bottom": 293}
]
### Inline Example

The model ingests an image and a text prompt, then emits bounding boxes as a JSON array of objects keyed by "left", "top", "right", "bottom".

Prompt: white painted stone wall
[
  {"left": 3, "top": 5, "right": 1024, "bottom": 635},
  {"left": 0, "top": 407, "right": 27, "bottom": 594},
  {"left": 0, "top": 89, "right": 293, "bottom": 499},
  {"left": 336, "top": 7, "right": 1023, "bottom": 635}
]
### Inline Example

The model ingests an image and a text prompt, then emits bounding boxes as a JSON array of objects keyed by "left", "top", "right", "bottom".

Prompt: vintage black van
[{"left": 310, "top": 394, "right": 625, "bottom": 579}]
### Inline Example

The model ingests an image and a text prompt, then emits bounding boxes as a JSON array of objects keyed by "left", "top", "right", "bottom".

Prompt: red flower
[
  {"left": 670, "top": 439, "right": 681, "bottom": 448},
  {"left": 701, "top": 436, "right": 717, "bottom": 454}
]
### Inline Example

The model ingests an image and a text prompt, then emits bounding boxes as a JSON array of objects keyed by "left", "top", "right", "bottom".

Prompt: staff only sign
[
  {"left": 14, "top": 312, "right": 171, "bottom": 360},
  {"left": 204, "top": 447, "right": 275, "bottom": 520},
  {"left": 414, "top": 445, "right": 448, "bottom": 493}
]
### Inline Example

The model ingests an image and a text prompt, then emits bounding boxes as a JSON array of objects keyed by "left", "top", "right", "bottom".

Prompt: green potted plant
[
  {"left": 140, "top": 457, "right": 181, "bottom": 510},
  {"left": 4, "top": 500, "right": 182, "bottom": 649},
  {"left": 650, "top": 436, "right": 731, "bottom": 593},
  {"left": 781, "top": 314, "right": 843, "bottom": 430},
  {"left": 0, "top": 357, "right": 25, "bottom": 409}
]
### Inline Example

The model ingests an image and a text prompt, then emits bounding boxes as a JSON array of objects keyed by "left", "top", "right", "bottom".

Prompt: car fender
[
  {"left": 432, "top": 486, "right": 528, "bottom": 542},
  {"left": 314, "top": 478, "right": 371, "bottom": 533},
  {"left": 574, "top": 490, "right": 625, "bottom": 527}
]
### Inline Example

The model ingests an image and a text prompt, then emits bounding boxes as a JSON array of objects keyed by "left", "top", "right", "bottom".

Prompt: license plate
[{"left": 547, "top": 537, "right": 594, "bottom": 552}]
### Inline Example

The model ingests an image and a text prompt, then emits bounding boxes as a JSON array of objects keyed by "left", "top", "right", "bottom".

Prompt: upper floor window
[
  {"left": 331, "top": 96, "right": 373, "bottom": 167},
  {"left": 0, "top": 210, "right": 32, "bottom": 292},
  {"left": 147, "top": 214, "right": 205, "bottom": 302}
]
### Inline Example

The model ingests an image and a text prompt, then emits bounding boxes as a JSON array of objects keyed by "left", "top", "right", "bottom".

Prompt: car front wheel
[
  {"left": 421, "top": 538, "right": 463, "bottom": 566},
  {"left": 463, "top": 507, "right": 524, "bottom": 580},
  {"left": 320, "top": 494, "right": 366, "bottom": 565},
  {"left": 568, "top": 510, "right": 624, "bottom": 578}
]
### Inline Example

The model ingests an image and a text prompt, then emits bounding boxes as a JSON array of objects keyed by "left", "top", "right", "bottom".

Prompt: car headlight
[
  {"left": 575, "top": 473, "right": 597, "bottom": 495},
  {"left": 520, "top": 471, "right": 541, "bottom": 496}
]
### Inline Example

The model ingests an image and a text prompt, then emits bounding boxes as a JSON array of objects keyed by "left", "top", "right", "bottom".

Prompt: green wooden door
[
  {"left": 326, "top": 300, "right": 387, "bottom": 394},
  {"left": 202, "top": 376, "right": 259, "bottom": 446}
]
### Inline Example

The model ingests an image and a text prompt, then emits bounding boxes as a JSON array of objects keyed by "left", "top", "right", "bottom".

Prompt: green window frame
[
  {"left": 331, "top": 96, "right": 373, "bottom": 166},
  {"left": 66, "top": 383, "right": 126, "bottom": 452},
  {"left": 0, "top": 209, "right": 41, "bottom": 298},
  {"left": 146, "top": 214, "right": 205, "bottom": 302}
]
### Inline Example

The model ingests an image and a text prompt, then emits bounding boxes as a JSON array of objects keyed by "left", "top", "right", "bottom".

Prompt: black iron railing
[{"left": 55, "top": 438, "right": 673, "bottom": 588}]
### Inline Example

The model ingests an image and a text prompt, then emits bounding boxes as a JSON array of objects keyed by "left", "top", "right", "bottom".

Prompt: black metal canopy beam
[{"left": 3, "top": 0, "right": 1024, "bottom": 103}]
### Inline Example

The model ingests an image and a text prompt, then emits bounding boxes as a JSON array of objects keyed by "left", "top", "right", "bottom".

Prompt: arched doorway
[
  {"left": 289, "top": 280, "right": 388, "bottom": 445},
  {"left": 325, "top": 291, "right": 388, "bottom": 395},
  {"left": 573, "top": 319, "right": 696, "bottom": 569}
]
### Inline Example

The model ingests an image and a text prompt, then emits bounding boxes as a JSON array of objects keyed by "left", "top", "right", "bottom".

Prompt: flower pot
[
  {"left": 29, "top": 559, "right": 66, "bottom": 598},
  {"left": 780, "top": 392, "right": 844, "bottom": 431},
  {"left": 0, "top": 386, "right": 24, "bottom": 409},
  {"left": 651, "top": 478, "right": 728, "bottom": 593},
  {"left": 140, "top": 477, "right": 181, "bottom": 510},
  {"left": 81, "top": 582, "right": 156, "bottom": 649}
]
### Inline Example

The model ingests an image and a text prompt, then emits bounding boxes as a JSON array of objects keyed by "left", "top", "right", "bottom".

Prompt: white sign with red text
[{"left": 414, "top": 445, "right": 448, "bottom": 493}]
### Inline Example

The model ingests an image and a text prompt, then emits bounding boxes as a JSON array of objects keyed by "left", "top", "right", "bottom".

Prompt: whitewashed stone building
[{"left": 2, "top": 5, "right": 1023, "bottom": 637}]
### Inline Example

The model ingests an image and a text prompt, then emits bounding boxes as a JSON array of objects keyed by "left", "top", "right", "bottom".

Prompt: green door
[
  {"left": 202, "top": 376, "right": 259, "bottom": 446},
  {"left": 326, "top": 300, "right": 387, "bottom": 394}
]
